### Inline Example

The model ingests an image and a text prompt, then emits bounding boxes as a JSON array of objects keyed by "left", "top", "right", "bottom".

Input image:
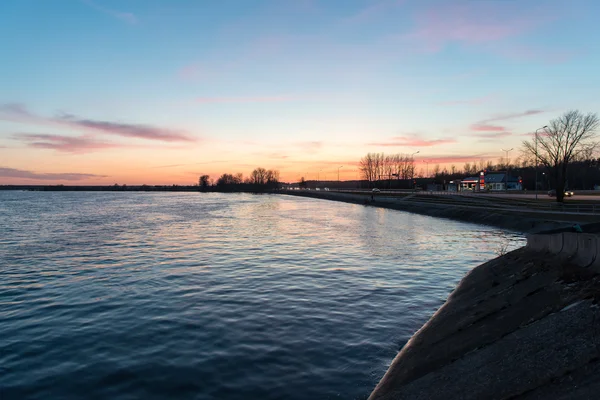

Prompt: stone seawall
[
  {"left": 368, "top": 225, "right": 600, "bottom": 400},
  {"left": 527, "top": 230, "right": 600, "bottom": 270}
]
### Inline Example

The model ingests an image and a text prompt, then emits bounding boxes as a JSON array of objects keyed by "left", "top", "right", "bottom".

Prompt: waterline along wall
[{"left": 368, "top": 225, "right": 600, "bottom": 400}]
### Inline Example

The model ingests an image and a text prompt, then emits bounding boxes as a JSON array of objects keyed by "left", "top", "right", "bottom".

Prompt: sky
[{"left": 1, "top": 0, "right": 599, "bottom": 185}]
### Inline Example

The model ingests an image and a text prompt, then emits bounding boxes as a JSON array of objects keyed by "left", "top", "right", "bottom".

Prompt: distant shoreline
[{"left": 0, "top": 185, "right": 273, "bottom": 193}]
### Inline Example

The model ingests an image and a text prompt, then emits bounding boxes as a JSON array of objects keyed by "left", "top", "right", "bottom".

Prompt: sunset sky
[{"left": 1, "top": 0, "right": 599, "bottom": 184}]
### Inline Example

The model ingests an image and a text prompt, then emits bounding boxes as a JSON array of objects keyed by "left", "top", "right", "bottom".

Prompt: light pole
[
  {"left": 424, "top": 160, "right": 432, "bottom": 177},
  {"left": 534, "top": 126, "right": 548, "bottom": 200},
  {"left": 501, "top": 148, "right": 513, "bottom": 191},
  {"left": 411, "top": 150, "right": 420, "bottom": 178},
  {"left": 337, "top": 165, "right": 343, "bottom": 182}
]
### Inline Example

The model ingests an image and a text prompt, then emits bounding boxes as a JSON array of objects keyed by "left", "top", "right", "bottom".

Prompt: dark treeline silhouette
[
  {"left": 306, "top": 157, "right": 600, "bottom": 191},
  {"left": 199, "top": 167, "right": 281, "bottom": 192},
  {"left": 430, "top": 158, "right": 600, "bottom": 191},
  {"left": 0, "top": 184, "right": 201, "bottom": 192}
]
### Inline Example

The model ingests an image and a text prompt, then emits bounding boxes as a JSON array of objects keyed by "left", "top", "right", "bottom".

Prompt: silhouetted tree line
[
  {"left": 359, "top": 152, "right": 417, "bottom": 187},
  {"left": 429, "top": 158, "right": 600, "bottom": 191},
  {"left": 356, "top": 110, "right": 599, "bottom": 198},
  {"left": 2, "top": 184, "right": 201, "bottom": 192},
  {"left": 198, "top": 167, "right": 280, "bottom": 192}
]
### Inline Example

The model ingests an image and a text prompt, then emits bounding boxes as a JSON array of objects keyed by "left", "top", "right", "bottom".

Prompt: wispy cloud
[
  {"left": 472, "top": 131, "right": 513, "bottom": 139},
  {"left": 56, "top": 113, "right": 193, "bottom": 142},
  {"left": 483, "top": 109, "right": 545, "bottom": 123},
  {"left": 15, "top": 133, "right": 120, "bottom": 153},
  {"left": 177, "top": 64, "right": 219, "bottom": 81},
  {"left": 0, "top": 103, "right": 194, "bottom": 143},
  {"left": 81, "top": 0, "right": 138, "bottom": 24},
  {"left": 406, "top": 2, "right": 552, "bottom": 52},
  {"left": 0, "top": 167, "right": 106, "bottom": 181},
  {"left": 468, "top": 109, "right": 546, "bottom": 134},
  {"left": 0, "top": 103, "right": 31, "bottom": 118},
  {"left": 196, "top": 95, "right": 299, "bottom": 104},
  {"left": 470, "top": 123, "right": 506, "bottom": 132},
  {"left": 296, "top": 141, "right": 323, "bottom": 152},
  {"left": 370, "top": 134, "right": 456, "bottom": 147}
]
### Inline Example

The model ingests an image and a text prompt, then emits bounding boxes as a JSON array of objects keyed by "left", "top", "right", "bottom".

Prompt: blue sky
[{"left": 1, "top": 0, "right": 599, "bottom": 184}]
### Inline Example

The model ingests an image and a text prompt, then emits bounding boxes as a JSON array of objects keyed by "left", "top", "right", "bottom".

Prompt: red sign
[{"left": 479, "top": 171, "right": 485, "bottom": 190}]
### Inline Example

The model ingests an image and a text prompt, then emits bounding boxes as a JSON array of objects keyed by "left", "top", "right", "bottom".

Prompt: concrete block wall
[{"left": 526, "top": 232, "right": 600, "bottom": 270}]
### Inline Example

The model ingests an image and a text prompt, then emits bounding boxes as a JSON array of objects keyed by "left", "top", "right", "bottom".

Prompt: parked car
[
  {"left": 372, "top": 188, "right": 380, "bottom": 193},
  {"left": 548, "top": 189, "right": 574, "bottom": 197}
]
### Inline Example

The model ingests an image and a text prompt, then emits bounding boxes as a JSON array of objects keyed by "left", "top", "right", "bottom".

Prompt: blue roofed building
[{"left": 485, "top": 173, "right": 522, "bottom": 191}]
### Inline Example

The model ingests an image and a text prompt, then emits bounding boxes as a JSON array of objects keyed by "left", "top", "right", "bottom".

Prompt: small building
[
  {"left": 485, "top": 173, "right": 522, "bottom": 191},
  {"left": 455, "top": 176, "right": 480, "bottom": 191},
  {"left": 451, "top": 173, "right": 522, "bottom": 192}
]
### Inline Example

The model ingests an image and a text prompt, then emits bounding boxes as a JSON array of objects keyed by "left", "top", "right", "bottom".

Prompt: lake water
[{"left": 0, "top": 192, "right": 524, "bottom": 399}]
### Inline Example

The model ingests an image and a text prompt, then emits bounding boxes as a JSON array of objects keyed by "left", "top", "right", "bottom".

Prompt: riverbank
[
  {"left": 281, "top": 190, "right": 600, "bottom": 233},
  {"left": 368, "top": 227, "right": 600, "bottom": 399}
]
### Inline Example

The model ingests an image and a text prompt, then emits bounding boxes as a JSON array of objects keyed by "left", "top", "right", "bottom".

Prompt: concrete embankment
[
  {"left": 281, "top": 190, "right": 599, "bottom": 233},
  {"left": 368, "top": 225, "right": 600, "bottom": 400}
]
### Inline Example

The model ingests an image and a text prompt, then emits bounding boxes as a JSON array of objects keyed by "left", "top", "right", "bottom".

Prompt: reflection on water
[{"left": 0, "top": 192, "right": 524, "bottom": 400}]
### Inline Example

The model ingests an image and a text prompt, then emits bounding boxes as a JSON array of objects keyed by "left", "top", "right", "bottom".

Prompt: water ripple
[{"left": 0, "top": 192, "right": 524, "bottom": 399}]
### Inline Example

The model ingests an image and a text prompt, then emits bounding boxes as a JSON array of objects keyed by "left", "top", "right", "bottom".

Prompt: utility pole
[
  {"left": 501, "top": 148, "right": 513, "bottom": 191},
  {"left": 411, "top": 151, "right": 420, "bottom": 181},
  {"left": 534, "top": 126, "right": 548, "bottom": 200}
]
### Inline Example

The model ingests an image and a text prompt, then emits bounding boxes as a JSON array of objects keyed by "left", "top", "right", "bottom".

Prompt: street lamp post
[
  {"left": 411, "top": 150, "right": 420, "bottom": 178},
  {"left": 410, "top": 151, "right": 420, "bottom": 188},
  {"left": 534, "top": 126, "right": 548, "bottom": 200},
  {"left": 501, "top": 148, "right": 513, "bottom": 191},
  {"left": 337, "top": 165, "right": 343, "bottom": 182}
]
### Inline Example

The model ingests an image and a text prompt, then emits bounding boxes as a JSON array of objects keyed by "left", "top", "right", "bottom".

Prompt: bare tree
[
  {"left": 359, "top": 153, "right": 376, "bottom": 184},
  {"left": 463, "top": 162, "right": 477, "bottom": 176},
  {"left": 250, "top": 167, "right": 268, "bottom": 185},
  {"left": 523, "top": 110, "right": 599, "bottom": 202},
  {"left": 359, "top": 152, "right": 384, "bottom": 186},
  {"left": 199, "top": 174, "right": 210, "bottom": 189}
]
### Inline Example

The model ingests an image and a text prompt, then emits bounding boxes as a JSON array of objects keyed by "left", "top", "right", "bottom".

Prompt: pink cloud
[
  {"left": 15, "top": 133, "right": 121, "bottom": 153},
  {"left": 468, "top": 109, "right": 547, "bottom": 135},
  {"left": 196, "top": 95, "right": 299, "bottom": 104},
  {"left": 0, "top": 166, "right": 106, "bottom": 181},
  {"left": 1, "top": 103, "right": 195, "bottom": 143},
  {"left": 471, "top": 131, "right": 512, "bottom": 139},
  {"left": 406, "top": 2, "right": 553, "bottom": 52},
  {"left": 470, "top": 124, "right": 506, "bottom": 132},
  {"left": 483, "top": 110, "right": 545, "bottom": 122},
  {"left": 177, "top": 64, "right": 218, "bottom": 81},
  {"left": 296, "top": 141, "right": 323, "bottom": 151},
  {"left": 370, "top": 134, "right": 457, "bottom": 147}
]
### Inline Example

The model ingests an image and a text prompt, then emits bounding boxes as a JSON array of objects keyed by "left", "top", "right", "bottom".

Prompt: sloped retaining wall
[{"left": 526, "top": 231, "right": 600, "bottom": 270}]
